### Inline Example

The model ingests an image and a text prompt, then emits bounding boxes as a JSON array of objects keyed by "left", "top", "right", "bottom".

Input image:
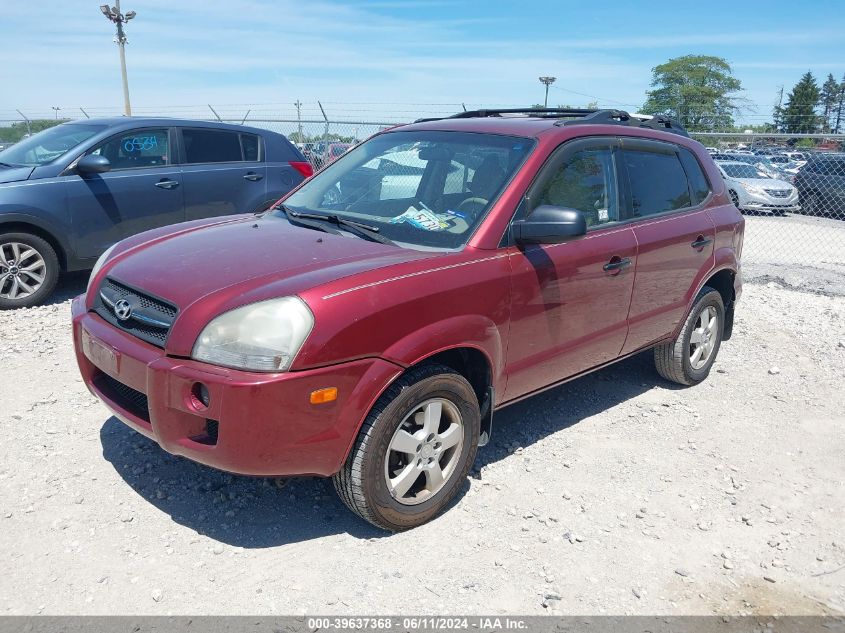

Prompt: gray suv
[
  {"left": 0, "top": 118, "right": 311, "bottom": 308},
  {"left": 794, "top": 153, "right": 845, "bottom": 218}
]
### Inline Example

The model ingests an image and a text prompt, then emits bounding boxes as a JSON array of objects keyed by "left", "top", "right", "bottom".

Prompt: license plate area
[{"left": 82, "top": 327, "right": 120, "bottom": 375}]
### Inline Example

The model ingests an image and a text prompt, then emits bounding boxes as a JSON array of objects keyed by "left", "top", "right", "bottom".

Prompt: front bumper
[
  {"left": 739, "top": 190, "right": 800, "bottom": 213},
  {"left": 72, "top": 296, "right": 403, "bottom": 477}
]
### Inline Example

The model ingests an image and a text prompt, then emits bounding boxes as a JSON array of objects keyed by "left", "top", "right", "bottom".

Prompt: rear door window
[
  {"left": 622, "top": 147, "right": 691, "bottom": 216},
  {"left": 240, "top": 133, "right": 260, "bottom": 161},
  {"left": 182, "top": 129, "right": 243, "bottom": 164}
]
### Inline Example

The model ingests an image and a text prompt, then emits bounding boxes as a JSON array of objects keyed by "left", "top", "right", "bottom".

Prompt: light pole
[
  {"left": 294, "top": 100, "right": 303, "bottom": 143},
  {"left": 539, "top": 76, "right": 556, "bottom": 108},
  {"left": 51, "top": 106, "right": 61, "bottom": 120},
  {"left": 100, "top": 2, "right": 136, "bottom": 116}
]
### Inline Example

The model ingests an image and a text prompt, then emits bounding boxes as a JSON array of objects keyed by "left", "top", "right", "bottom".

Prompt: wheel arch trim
[{"left": 0, "top": 215, "right": 70, "bottom": 271}]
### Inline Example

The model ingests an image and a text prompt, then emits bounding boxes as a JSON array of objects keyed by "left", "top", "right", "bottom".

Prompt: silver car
[{"left": 716, "top": 160, "right": 799, "bottom": 216}]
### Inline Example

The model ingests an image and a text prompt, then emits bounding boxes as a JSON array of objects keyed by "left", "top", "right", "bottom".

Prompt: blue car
[{"left": 0, "top": 118, "right": 312, "bottom": 308}]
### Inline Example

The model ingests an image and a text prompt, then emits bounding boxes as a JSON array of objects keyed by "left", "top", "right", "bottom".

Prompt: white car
[
  {"left": 783, "top": 151, "right": 807, "bottom": 163},
  {"left": 716, "top": 160, "right": 800, "bottom": 216}
]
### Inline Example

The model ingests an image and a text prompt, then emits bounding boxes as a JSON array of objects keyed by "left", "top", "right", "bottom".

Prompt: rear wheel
[
  {"left": 0, "top": 233, "right": 59, "bottom": 309},
  {"left": 654, "top": 287, "right": 725, "bottom": 386},
  {"left": 333, "top": 364, "right": 480, "bottom": 531}
]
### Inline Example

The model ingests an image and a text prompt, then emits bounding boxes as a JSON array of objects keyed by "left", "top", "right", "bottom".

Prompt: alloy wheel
[
  {"left": 384, "top": 398, "right": 464, "bottom": 506},
  {"left": 0, "top": 242, "right": 47, "bottom": 301},
  {"left": 689, "top": 305, "right": 719, "bottom": 370}
]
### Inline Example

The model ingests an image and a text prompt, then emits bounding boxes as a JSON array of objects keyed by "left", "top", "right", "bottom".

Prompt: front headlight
[
  {"left": 745, "top": 185, "right": 766, "bottom": 196},
  {"left": 87, "top": 244, "right": 117, "bottom": 293},
  {"left": 192, "top": 296, "right": 314, "bottom": 372}
]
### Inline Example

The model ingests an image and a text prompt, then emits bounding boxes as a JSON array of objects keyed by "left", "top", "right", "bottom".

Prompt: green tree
[
  {"left": 0, "top": 118, "right": 66, "bottom": 143},
  {"left": 782, "top": 71, "right": 820, "bottom": 134},
  {"left": 641, "top": 54, "right": 743, "bottom": 131},
  {"left": 834, "top": 73, "right": 845, "bottom": 134},
  {"left": 820, "top": 73, "right": 840, "bottom": 132}
]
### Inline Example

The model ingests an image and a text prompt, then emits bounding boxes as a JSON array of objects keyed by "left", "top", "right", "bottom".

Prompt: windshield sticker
[{"left": 390, "top": 206, "right": 449, "bottom": 231}]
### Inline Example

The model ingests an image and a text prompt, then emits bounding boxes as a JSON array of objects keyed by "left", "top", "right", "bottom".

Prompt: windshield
[
  {"left": 722, "top": 163, "right": 768, "bottom": 179},
  {"left": 281, "top": 130, "right": 534, "bottom": 250},
  {"left": 0, "top": 123, "right": 104, "bottom": 167}
]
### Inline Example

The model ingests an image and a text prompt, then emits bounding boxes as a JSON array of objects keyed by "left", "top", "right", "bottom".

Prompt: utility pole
[
  {"left": 294, "top": 100, "right": 303, "bottom": 143},
  {"left": 100, "top": 2, "right": 136, "bottom": 116},
  {"left": 539, "top": 76, "right": 556, "bottom": 108},
  {"left": 15, "top": 110, "right": 32, "bottom": 136}
]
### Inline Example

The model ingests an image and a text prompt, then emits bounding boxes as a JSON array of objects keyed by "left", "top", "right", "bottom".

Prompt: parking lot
[{"left": 0, "top": 214, "right": 843, "bottom": 616}]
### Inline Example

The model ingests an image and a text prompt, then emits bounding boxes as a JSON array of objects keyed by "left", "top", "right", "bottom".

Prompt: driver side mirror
[
  {"left": 77, "top": 154, "right": 111, "bottom": 175},
  {"left": 513, "top": 205, "right": 587, "bottom": 245}
]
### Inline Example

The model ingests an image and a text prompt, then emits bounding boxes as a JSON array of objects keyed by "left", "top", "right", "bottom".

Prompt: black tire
[
  {"left": 333, "top": 364, "right": 480, "bottom": 531},
  {"left": 729, "top": 190, "right": 740, "bottom": 208},
  {"left": 0, "top": 232, "right": 60, "bottom": 310},
  {"left": 803, "top": 192, "right": 819, "bottom": 216},
  {"left": 654, "top": 286, "right": 725, "bottom": 386}
]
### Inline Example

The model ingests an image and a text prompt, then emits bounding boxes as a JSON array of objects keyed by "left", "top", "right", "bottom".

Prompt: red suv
[{"left": 72, "top": 108, "right": 743, "bottom": 531}]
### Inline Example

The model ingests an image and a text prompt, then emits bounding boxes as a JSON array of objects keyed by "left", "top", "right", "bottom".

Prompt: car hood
[
  {"left": 0, "top": 165, "right": 34, "bottom": 184},
  {"left": 103, "top": 213, "right": 436, "bottom": 329}
]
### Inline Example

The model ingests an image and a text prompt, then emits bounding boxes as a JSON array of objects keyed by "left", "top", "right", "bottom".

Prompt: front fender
[
  {"left": 0, "top": 208, "right": 75, "bottom": 268},
  {"left": 381, "top": 314, "right": 505, "bottom": 395}
]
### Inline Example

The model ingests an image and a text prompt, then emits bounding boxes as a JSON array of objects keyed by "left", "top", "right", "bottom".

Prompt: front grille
[
  {"left": 764, "top": 189, "right": 790, "bottom": 198},
  {"left": 94, "top": 278, "right": 178, "bottom": 347},
  {"left": 95, "top": 373, "right": 150, "bottom": 421}
]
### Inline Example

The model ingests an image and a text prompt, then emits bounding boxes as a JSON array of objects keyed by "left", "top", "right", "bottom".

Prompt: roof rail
[
  {"left": 413, "top": 107, "right": 689, "bottom": 138},
  {"left": 448, "top": 108, "right": 598, "bottom": 119}
]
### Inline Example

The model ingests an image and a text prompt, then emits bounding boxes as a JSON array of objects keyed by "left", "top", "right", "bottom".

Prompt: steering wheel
[{"left": 457, "top": 196, "right": 488, "bottom": 212}]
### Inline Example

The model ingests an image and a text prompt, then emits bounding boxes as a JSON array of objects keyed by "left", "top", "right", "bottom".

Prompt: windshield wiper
[
  {"left": 286, "top": 210, "right": 397, "bottom": 247},
  {"left": 279, "top": 205, "right": 343, "bottom": 237},
  {"left": 0, "top": 162, "right": 19, "bottom": 168}
]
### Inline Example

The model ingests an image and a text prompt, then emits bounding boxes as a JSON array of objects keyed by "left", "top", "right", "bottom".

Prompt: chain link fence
[
  {"left": 689, "top": 132, "right": 844, "bottom": 284},
  {"left": 1, "top": 108, "right": 843, "bottom": 281}
]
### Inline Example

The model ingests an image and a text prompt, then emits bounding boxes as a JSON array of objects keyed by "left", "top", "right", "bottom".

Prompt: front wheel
[
  {"left": 729, "top": 190, "right": 740, "bottom": 208},
  {"left": 654, "top": 287, "right": 725, "bottom": 386},
  {"left": 333, "top": 364, "right": 480, "bottom": 531},
  {"left": 0, "top": 233, "right": 60, "bottom": 309},
  {"left": 803, "top": 192, "right": 819, "bottom": 216}
]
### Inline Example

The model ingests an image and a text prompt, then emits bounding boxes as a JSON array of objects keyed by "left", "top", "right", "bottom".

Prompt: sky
[{"left": 1, "top": 0, "right": 843, "bottom": 125}]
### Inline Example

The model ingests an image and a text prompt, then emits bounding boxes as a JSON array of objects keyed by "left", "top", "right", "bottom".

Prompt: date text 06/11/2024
[{"left": 305, "top": 617, "right": 528, "bottom": 630}]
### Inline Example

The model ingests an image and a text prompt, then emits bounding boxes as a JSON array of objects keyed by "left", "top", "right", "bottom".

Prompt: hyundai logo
[{"left": 114, "top": 299, "right": 133, "bottom": 321}]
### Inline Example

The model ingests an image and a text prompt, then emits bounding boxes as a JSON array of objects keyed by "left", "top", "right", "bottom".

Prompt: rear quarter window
[{"left": 678, "top": 148, "right": 711, "bottom": 205}]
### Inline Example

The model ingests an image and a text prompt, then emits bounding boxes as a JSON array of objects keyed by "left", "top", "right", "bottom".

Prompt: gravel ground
[{"left": 0, "top": 216, "right": 844, "bottom": 616}]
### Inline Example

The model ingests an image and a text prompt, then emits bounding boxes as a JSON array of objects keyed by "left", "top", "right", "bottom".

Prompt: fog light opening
[{"left": 191, "top": 382, "right": 211, "bottom": 410}]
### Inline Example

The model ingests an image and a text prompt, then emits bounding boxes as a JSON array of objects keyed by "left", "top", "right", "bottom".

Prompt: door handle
[
  {"left": 243, "top": 172, "right": 264, "bottom": 182},
  {"left": 603, "top": 256, "right": 632, "bottom": 273},
  {"left": 691, "top": 235, "right": 713, "bottom": 249},
  {"left": 155, "top": 179, "right": 179, "bottom": 189}
]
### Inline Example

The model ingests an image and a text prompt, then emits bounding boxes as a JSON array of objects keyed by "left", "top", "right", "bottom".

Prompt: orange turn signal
[{"left": 310, "top": 387, "right": 338, "bottom": 405}]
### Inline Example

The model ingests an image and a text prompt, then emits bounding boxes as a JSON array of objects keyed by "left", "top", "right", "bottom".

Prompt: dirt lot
[{"left": 0, "top": 216, "right": 844, "bottom": 616}]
